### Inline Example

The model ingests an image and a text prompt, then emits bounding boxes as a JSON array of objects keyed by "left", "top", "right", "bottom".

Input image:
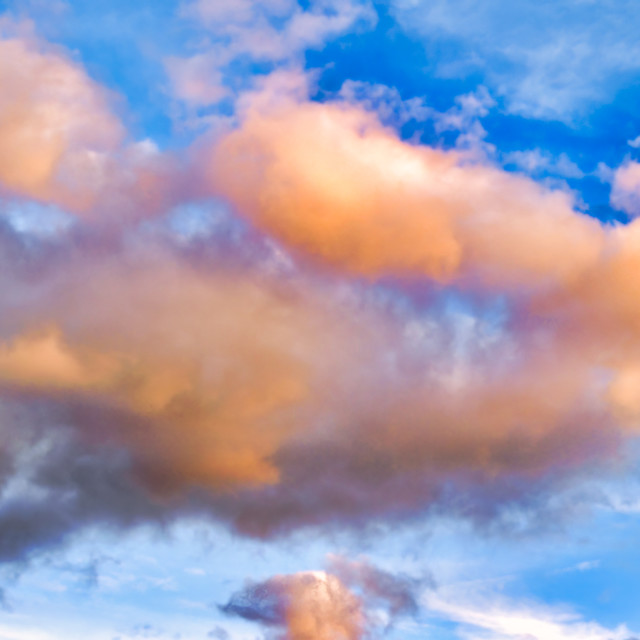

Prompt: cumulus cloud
[
  {"left": 0, "top": 24, "right": 122, "bottom": 211},
  {"left": 209, "top": 77, "right": 603, "bottom": 288},
  {"left": 0, "top": 235, "right": 579, "bottom": 550},
  {"left": 222, "top": 571, "right": 365, "bottom": 640},
  {"left": 4, "top": 34, "right": 640, "bottom": 563},
  {"left": 0, "top": 21, "right": 182, "bottom": 220},
  {"left": 221, "top": 558, "right": 421, "bottom": 639}
]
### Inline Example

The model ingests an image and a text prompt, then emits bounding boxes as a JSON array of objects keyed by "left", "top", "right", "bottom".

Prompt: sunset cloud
[
  {"left": 2, "top": 4, "right": 640, "bottom": 637},
  {"left": 0, "top": 23, "right": 181, "bottom": 221},
  {"left": 1, "top": 64, "right": 640, "bottom": 560},
  {"left": 221, "top": 558, "right": 420, "bottom": 639},
  {"left": 0, "top": 214, "right": 626, "bottom": 553},
  {"left": 0, "top": 26, "right": 123, "bottom": 211},
  {"left": 222, "top": 571, "right": 366, "bottom": 640},
  {"left": 209, "top": 82, "right": 604, "bottom": 288}
]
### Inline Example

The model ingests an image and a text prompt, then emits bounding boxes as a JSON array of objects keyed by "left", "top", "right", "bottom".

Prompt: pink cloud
[
  {"left": 0, "top": 30, "right": 123, "bottom": 211},
  {"left": 208, "top": 84, "right": 603, "bottom": 290},
  {"left": 611, "top": 160, "right": 640, "bottom": 217},
  {"left": 2, "top": 63, "right": 640, "bottom": 558}
]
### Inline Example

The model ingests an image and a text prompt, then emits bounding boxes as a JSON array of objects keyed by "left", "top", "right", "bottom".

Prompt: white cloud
[
  {"left": 169, "top": 0, "right": 376, "bottom": 110},
  {"left": 391, "top": 0, "right": 640, "bottom": 121},
  {"left": 611, "top": 161, "right": 640, "bottom": 216},
  {"left": 503, "top": 150, "right": 584, "bottom": 179},
  {"left": 425, "top": 587, "right": 636, "bottom": 640}
]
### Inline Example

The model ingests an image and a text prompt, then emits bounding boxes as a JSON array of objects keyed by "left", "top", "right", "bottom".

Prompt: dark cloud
[
  {"left": 0, "top": 397, "right": 179, "bottom": 562},
  {"left": 327, "top": 555, "right": 427, "bottom": 618},
  {"left": 221, "top": 578, "right": 289, "bottom": 627},
  {"left": 0, "top": 379, "right": 615, "bottom": 563}
]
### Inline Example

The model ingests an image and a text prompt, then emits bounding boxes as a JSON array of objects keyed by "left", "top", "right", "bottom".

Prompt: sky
[{"left": 3, "top": 0, "right": 640, "bottom": 638}]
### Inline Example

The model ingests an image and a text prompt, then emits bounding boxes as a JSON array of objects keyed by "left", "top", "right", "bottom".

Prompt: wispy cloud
[
  {"left": 391, "top": 0, "right": 640, "bottom": 121},
  {"left": 426, "top": 587, "right": 636, "bottom": 640}
]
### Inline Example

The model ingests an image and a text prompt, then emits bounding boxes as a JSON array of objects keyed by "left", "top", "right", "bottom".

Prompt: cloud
[
  {"left": 337, "top": 80, "right": 431, "bottom": 128},
  {"left": 611, "top": 161, "right": 640, "bottom": 217},
  {"left": 0, "top": 23, "right": 123, "bottom": 211},
  {"left": 0, "top": 216, "right": 615, "bottom": 556},
  {"left": 337, "top": 82, "right": 495, "bottom": 154},
  {"left": 167, "top": 0, "right": 376, "bottom": 111},
  {"left": 326, "top": 555, "right": 425, "bottom": 618},
  {"left": 425, "top": 586, "right": 637, "bottom": 640},
  {"left": 0, "top": 75, "right": 638, "bottom": 559},
  {"left": 183, "top": 0, "right": 376, "bottom": 59},
  {"left": 554, "top": 559, "right": 600, "bottom": 575},
  {"left": 0, "top": 207, "right": 629, "bottom": 547},
  {"left": 221, "top": 558, "right": 420, "bottom": 639},
  {"left": 3, "top": 62, "right": 640, "bottom": 561},
  {"left": 164, "top": 53, "right": 230, "bottom": 108},
  {"left": 390, "top": 0, "right": 640, "bottom": 120},
  {"left": 503, "top": 150, "right": 584, "bottom": 179},
  {"left": 222, "top": 571, "right": 365, "bottom": 640},
  {"left": 430, "top": 87, "right": 496, "bottom": 153},
  {"left": 0, "top": 21, "right": 183, "bottom": 220},
  {"left": 5, "top": 3, "right": 640, "bottom": 639},
  {"left": 208, "top": 79, "right": 603, "bottom": 288}
]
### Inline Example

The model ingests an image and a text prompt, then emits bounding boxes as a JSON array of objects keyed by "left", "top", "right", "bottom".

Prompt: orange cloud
[
  {"left": 208, "top": 88, "right": 604, "bottom": 289},
  {"left": 0, "top": 31, "right": 123, "bottom": 211},
  {"left": 0, "top": 25, "right": 183, "bottom": 220},
  {"left": 3, "top": 71, "right": 640, "bottom": 555},
  {"left": 221, "top": 571, "right": 365, "bottom": 640},
  {"left": 283, "top": 573, "right": 364, "bottom": 640},
  {"left": 221, "top": 557, "right": 421, "bottom": 639},
  {"left": 0, "top": 234, "right": 623, "bottom": 540},
  {"left": 0, "top": 327, "right": 119, "bottom": 391}
]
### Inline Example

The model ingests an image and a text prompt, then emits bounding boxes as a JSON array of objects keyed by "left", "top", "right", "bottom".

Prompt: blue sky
[{"left": 2, "top": 1, "right": 640, "bottom": 639}]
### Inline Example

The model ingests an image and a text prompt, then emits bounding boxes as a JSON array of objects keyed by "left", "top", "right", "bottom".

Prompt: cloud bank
[{"left": 1, "top": 15, "right": 640, "bottom": 566}]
